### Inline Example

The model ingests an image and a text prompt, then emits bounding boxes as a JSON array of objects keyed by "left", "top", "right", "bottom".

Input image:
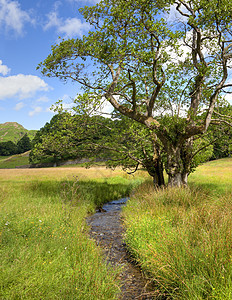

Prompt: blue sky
[
  {"left": 1, "top": 1, "right": 231, "bottom": 131},
  {"left": 0, "top": 0, "right": 98, "bottom": 130}
]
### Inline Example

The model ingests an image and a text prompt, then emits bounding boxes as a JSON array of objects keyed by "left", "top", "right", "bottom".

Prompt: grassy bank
[
  {"left": 0, "top": 152, "right": 30, "bottom": 169},
  {"left": 0, "top": 168, "right": 143, "bottom": 299},
  {"left": 123, "top": 158, "right": 232, "bottom": 299}
]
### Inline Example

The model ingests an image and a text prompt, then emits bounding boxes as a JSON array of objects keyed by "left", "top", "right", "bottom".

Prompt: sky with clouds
[
  {"left": 0, "top": 0, "right": 98, "bottom": 130},
  {"left": 1, "top": 1, "right": 231, "bottom": 130}
]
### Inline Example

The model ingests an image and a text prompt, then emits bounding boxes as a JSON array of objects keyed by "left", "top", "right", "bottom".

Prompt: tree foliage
[
  {"left": 0, "top": 134, "right": 32, "bottom": 156},
  {"left": 39, "top": 0, "right": 232, "bottom": 186},
  {"left": 208, "top": 104, "right": 232, "bottom": 159},
  {"left": 17, "top": 134, "right": 31, "bottom": 154},
  {"left": 0, "top": 141, "right": 18, "bottom": 156},
  {"left": 29, "top": 113, "right": 113, "bottom": 165},
  {"left": 30, "top": 112, "right": 217, "bottom": 183}
]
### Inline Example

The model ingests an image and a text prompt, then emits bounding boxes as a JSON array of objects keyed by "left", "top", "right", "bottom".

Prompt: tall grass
[
  {"left": 123, "top": 158, "right": 232, "bottom": 299},
  {"left": 0, "top": 169, "right": 143, "bottom": 299}
]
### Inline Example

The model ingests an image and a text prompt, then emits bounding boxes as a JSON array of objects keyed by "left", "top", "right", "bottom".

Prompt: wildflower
[
  {"left": 5, "top": 221, "right": 9, "bottom": 226},
  {"left": 39, "top": 220, "right": 42, "bottom": 223}
]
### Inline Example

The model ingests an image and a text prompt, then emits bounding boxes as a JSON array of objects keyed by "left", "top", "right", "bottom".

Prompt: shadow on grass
[
  {"left": 23, "top": 177, "right": 139, "bottom": 208},
  {"left": 188, "top": 181, "right": 230, "bottom": 196}
]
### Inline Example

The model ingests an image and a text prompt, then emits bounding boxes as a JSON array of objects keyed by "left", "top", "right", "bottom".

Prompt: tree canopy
[{"left": 39, "top": 0, "right": 232, "bottom": 186}]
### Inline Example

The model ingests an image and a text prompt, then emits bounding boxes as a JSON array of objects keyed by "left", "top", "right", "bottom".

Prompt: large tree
[{"left": 39, "top": 0, "right": 232, "bottom": 186}]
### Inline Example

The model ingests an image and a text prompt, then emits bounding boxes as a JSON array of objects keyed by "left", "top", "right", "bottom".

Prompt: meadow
[
  {"left": 0, "top": 167, "right": 143, "bottom": 299},
  {"left": 123, "top": 158, "right": 232, "bottom": 299},
  {"left": 1, "top": 159, "right": 232, "bottom": 299}
]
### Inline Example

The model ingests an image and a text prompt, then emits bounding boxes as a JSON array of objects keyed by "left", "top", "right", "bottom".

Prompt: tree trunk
[
  {"left": 168, "top": 173, "right": 182, "bottom": 187},
  {"left": 168, "top": 172, "right": 188, "bottom": 187},
  {"left": 181, "top": 172, "right": 188, "bottom": 186},
  {"left": 143, "top": 155, "right": 165, "bottom": 188},
  {"left": 166, "top": 146, "right": 190, "bottom": 187},
  {"left": 152, "top": 161, "right": 165, "bottom": 187}
]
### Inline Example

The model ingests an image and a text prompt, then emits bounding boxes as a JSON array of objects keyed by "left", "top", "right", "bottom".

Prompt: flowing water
[{"left": 87, "top": 198, "right": 156, "bottom": 299}]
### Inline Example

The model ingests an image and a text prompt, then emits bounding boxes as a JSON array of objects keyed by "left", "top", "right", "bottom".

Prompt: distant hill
[{"left": 0, "top": 122, "right": 37, "bottom": 142}]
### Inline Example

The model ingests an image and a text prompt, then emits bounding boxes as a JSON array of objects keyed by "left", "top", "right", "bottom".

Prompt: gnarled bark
[
  {"left": 165, "top": 141, "right": 192, "bottom": 187},
  {"left": 143, "top": 155, "right": 165, "bottom": 188}
]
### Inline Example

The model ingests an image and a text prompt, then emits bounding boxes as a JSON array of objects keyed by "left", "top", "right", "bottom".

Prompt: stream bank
[{"left": 87, "top": 198, "right": 156, "bottom": 299}]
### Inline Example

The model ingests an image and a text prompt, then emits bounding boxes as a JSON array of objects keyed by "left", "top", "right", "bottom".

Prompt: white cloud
[
  {"left": 224, "top": 92, "right": 232, "bottom": 104},
  {"left": 58, "top": 18, "right": 91, "bottom": 38},
  {"left": 0, "top": 0, "right": 34, "bottom": 35},
  {"left": 44, "top": 10, "right": 91, "bottom": 38},
  {"left": 68, "top": 0, "right": 100, "bottom": 3},
  {"left": 36, "top": 96, "right": 50, "bottom": 103},
  {"left": 165, "top": 4, "right": 188, "bottom": 24},
  {"left": 29, "top": 106, "right": 43, "bottom": 117},
  {"left": 14, "top": 101, "right": 24, "bottom": 111},
  {"left": 0, "top": 74, "right": 50, "bottom": 100},
  {"left": 97, "top": 98, "right": 113, "bottom": 116},
  {"left": 0, "top": 60, "right": 10, "bottom": 75},
  {"left": 43, "top": 11, "right": 60, "bottom": 31}
]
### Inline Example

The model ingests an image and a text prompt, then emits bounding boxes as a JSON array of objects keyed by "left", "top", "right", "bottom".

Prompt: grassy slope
[
  {"left": 0, "top": 151, "right": 30, "bottom": 168},
  {"left": 0, "top": 167, "right": 143, "bottom": 299},
  {"left": 0, "top": 122, "right": 36, "bottom": 142},
  {"left": 123, "top": 158, "right": 232, "bottom": 299}
]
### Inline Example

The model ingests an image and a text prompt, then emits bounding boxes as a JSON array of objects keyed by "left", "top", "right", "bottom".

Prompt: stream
[{"left": 87, "top": 198, "right": 156, "bottom": 299}]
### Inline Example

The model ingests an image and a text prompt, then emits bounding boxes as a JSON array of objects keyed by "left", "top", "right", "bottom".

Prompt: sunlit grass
[
  {"left": 0, "top": 166, "right": 140, "bottom": 181},
  {"left": 123, "top": 158, "right": 232, "bottom": 299},
  {"left": 189, "top": 158, "right": 232, "bottom": 194},
  {"left": 0, "top": 167, "right": 144, "bottom": 299}
]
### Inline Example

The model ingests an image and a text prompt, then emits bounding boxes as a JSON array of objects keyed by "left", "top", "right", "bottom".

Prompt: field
[
  {"left": 123, "top": 158, "right": 232, "bottom": 299},
  {"left": 1, "top": 159, "right": 231, "bottom": 299},
  {"left": 0, "top": 166, "right": 144, "bottom": 299}
]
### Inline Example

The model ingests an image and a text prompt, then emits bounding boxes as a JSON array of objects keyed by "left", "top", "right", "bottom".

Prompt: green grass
[
  {"left": 0, "top": 171, "right": 143, "bottom": 299},
  {"left": 0, "top": 152, "right": 30, "bottom": 168},
  {"left": 123, "top": 158, "right": 232, "bottom": 299},
  {"left": 0, "top": 156, "right": 10, "bottom": 161}
]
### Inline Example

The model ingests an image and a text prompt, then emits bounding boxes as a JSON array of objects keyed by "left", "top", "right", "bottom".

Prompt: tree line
[
  {"left": 0, "top": 134, "right": 31, "bottom": 156},
  {"left": 29, "top": 111, "right": 232, "bottom": 174}
]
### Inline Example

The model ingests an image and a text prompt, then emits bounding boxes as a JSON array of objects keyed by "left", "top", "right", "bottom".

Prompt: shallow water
[{"left": 87, "top": 198, "right": 156, "bottom": 299}]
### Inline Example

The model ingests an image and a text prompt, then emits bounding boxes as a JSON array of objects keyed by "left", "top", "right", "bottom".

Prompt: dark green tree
[
  {"left": 39, "top": 0, "right": 232, "bottom": 186},
  {"left": 0, "top": 141, "right": 18, "bottom": 156},
  {"left": 29, "top": 113, "right": 113, "bottom": 165},
  {"left": 209, "top": 104, "right": 232, "bottom": 160},
  {"left": 17, "top": 134, "right": 31, "bottom": 154}
]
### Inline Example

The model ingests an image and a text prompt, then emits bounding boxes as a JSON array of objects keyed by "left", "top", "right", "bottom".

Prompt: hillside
[
  {"left": 0, "top": 151, "right": 30, "bottom": 168},
  {"left": 0, "top": 122, "right": 37, "bottom": 142}
]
